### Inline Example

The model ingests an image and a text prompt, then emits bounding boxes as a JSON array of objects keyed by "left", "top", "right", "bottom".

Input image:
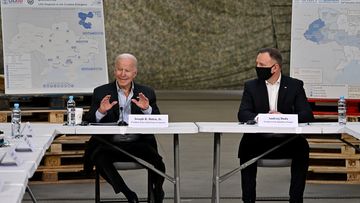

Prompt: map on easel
[
  {"left": 1, "top": 0, "right": 108, "bottom": 94},
  {"left": 291, "top": 0, "right": 360, "bottom": 99}
]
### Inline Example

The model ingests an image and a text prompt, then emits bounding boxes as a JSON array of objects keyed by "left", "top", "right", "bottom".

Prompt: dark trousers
[
  {"left": 92, "top": 140, "right": 165, "bottom": 201},
  {"left": 239, "top": 134, "right": 309, "bottom": 203}
]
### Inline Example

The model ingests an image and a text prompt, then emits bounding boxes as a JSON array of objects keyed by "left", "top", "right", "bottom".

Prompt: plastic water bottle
[
  {"left": 67, "top": 96, "right": 76, "bottom": 126},
  {"left": 0, "top": 130, "right": 4, "bottom": 146},
  {"left": 11, "top": 103, "right": 21, "bottom": 138},
  {"left": 338, "top": 96, "right": 346, "bottom": 125}
]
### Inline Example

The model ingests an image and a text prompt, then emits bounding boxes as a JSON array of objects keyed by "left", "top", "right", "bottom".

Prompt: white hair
[{"left": 115, "top": 53, "right": 138, "bottom": 68}]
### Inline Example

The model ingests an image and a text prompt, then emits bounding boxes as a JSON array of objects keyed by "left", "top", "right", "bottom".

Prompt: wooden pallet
[
  {"left": 306, "top": 98, "right": 360, "bottom": 184},
  {"left": 0, "top": 95, "right": 93, "bottom": 183},
  {"left": 0, "top": 109, "right": 66, "bottom": 123},
  {"left": 308, "top": 98, "right": 360, "bottom": 122},
  {"left": 30, "top": 134, "right": 92, "bottom": 183},
  {"left": 307, "top": 133, "right": 360, "bottom": 184}
]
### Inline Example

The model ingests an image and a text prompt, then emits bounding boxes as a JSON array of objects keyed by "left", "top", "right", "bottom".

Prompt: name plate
[
  {"left": 258, "top": 113, "right": 298, "bottom": 128},
  {"left": 0, "top": 146, "right": 24, "bottom": 166},
  {"left": 128, "top": 115, "right": 169, "bottom": 128},
  {"left": 21, "top": 122, "right": 34, "bottom": 138},
  {"left": 15, "top": 135, "right": 34, "bottom": 152}
]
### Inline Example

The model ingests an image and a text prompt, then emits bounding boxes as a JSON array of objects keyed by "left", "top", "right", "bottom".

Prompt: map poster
[
  {"left": 290, "top": 0, "right": 360, "bottom": 99},
  {"left": 1, "top": 0, "right": 108, "bottom": 95}
]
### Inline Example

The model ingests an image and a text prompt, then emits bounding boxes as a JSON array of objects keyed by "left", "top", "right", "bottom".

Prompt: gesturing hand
[
  {"left": 268, "top": 110, "right": 282, "bottom": 114},
  {"left": 131, "top": 92, "right": 149, "bottom": 110},
  {"left": 98, "top": 95, "right": 118, "bottom": 114}
]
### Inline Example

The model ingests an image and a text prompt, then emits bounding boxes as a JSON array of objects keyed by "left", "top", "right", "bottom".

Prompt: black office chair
[
  {"left": 256, "top": 134, "right": 294, "bottom": 201},
  {"left": 95, "top": 161, "right": 154, "bottom": 203},
  {"left": 257, "top": 158, "right": 292, "bottom": 167},
  {"left": 256, "top": 133, "right": 294, "bottom": 168}
]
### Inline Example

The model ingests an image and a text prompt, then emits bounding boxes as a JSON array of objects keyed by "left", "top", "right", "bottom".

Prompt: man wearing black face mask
[{"left": 237, "top": 48, "right": 314, "bottom": 203}]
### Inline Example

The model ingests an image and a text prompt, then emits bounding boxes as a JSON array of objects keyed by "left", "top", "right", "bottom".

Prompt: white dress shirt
[
  {"left": 95, "top": 82, "right": 152, "bottom": 123},
  {"left": 265, "top": 74, "right": 281, "bottom": 112}
]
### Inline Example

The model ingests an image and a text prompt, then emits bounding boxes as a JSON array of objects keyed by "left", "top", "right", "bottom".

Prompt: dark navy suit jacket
[
  {"left": 83, "top": 81, "right": 160, "bottom": 173},
  {"left": 238, "top": 75, "right": 314, "bottom": 124},
  {"left": 237, "top": 75, "right": 314, "bottom": 158},
  {"left": 86, "top": 81, "right": 160, "bottom": 122}
]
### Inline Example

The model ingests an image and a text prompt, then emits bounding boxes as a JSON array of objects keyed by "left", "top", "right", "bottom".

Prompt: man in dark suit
[
  {"left": 84, "top": 53, "right": 165, "bottom": 203},
  {"left": 238, "top": 48, "right": 314, "bottom": 203}
]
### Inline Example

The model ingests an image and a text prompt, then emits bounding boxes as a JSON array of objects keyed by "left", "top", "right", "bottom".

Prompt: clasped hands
[{"left": 98, "top": 93, "right": 149, "bottom": 114}]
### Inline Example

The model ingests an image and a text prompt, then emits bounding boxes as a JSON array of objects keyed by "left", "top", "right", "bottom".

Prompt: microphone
[
  {"left": 239, "top": 120, "right": 256, "bottom": 125},
  {"left": 118, "top": 106, "right": 128, "bottom": 126},
  {"left": 246, "top": 120, "right": 256, "bottom": 125}
]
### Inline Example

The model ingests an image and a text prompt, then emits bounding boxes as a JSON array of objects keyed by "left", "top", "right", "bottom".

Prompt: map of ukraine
[{"left": 303, "top": 8, "right": 360, "bottom": 71}]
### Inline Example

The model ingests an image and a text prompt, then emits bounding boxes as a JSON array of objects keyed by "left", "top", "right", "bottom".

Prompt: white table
[
  {"left": 74, "top": 122, "right": 198, "bottom": 203},
  {"left": 0, "top": 123, "right": 76, "bottom": 203},
  {"left": 195, "top": 122, "right": 358, "bottom": 203},
  {"left": 0, "top": 122, "right": 198, "bottom": 203},
  {"left": 0, "top": 184, "right": 25, "bottom": 203},
  {"left": 0, "top": 171, "right": 28, "bottom": 203},
  {"left": 344, "top": 123, "right": 360, "bottom": 140},
  {"left": 0, "top": 122, "right": 359, "bottom": 203}
]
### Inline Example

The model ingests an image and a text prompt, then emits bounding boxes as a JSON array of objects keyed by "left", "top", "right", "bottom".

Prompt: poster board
[
  {"left": 290, "top": 0, "right": 360, "bottom": 99},
  {"left": 1, "top": 0, "right": 108, "bottom": 94}
]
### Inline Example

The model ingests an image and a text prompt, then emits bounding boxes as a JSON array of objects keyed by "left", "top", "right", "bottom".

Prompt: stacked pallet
[
  {"left": 32, "top": 134, "right": 92, "bottom": 183},
  {"left": 306, "top": 99, "right": 360, "bottom": 184},
  {"left": 307, "top": 134, "right": 360, "bottom": 184},
  {"left": 0, "top": 109, "right": 65, "bottom": 123}
]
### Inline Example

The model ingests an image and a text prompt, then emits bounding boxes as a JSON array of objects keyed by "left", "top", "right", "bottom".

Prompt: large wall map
[
  {"left": 291, "top": 0, "right": 360, "bottom": 99},
  {"left": 1, "top": 0, "right": 108, "bottom": 94}
]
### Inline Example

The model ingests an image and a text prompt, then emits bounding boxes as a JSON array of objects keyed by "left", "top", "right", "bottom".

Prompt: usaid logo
[{"left": 2, "top": 0, "right": 24, "bottom": 4}]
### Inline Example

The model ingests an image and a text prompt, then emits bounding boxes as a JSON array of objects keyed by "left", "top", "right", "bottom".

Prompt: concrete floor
[{"left": 22, "top": 94, "right": 360, "bottom": 202}]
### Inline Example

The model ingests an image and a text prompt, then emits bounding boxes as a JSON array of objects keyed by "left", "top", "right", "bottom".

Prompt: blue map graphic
[
  {"left": 304, "top": 18, "right": 325, "bottom": 44},
  {"left": 304, "top": 8, "right": 360, "bottom": 49},
  {"left": 78, "top": 12, "right": 93, "bottom": 29},
  {"left": 300, "top": 7, "right": 360, "bottom": 85}
]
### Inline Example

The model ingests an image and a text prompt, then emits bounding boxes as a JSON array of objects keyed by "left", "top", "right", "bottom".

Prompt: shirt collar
[
  {"left": 265, "top": 74, "right": 281, "bottom": 86},
  {"left": 116, "top": 81, "right": 134, "bottom": 94}
]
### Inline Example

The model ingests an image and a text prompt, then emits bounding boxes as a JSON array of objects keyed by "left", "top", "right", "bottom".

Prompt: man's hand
[
  {"left": 132, "top": 92, "right": 149, "bottom": 110},
  {"left": 98, "top": 95, "right": 118, "bottom": 114},
  {"left": 268, "top": 110, "right": 282, "bottom": 114}
]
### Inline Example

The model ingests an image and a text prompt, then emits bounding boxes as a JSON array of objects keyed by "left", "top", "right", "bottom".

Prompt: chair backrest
[
  {"left": 256, "top": 133, "right": 293, "bottom": 168},
  {"left": 257, "top": 159, "right": 292, "bottom": 167},
  {"left": 113, "top": 162, "right": 144, "bottom": 170}
]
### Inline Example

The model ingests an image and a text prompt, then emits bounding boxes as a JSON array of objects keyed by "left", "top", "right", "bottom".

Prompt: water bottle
[
  {"left": 11, "top": 103, "right": 21, "bottom": 138},
  {"left": 67, "top": 96, "right": 76, "bottom": 126},
  {"left": 0, "top": 130, "right": 4, "bottom": 146},
  {"left": 338, "top": 96, "right": 346, "bottom": 125}
]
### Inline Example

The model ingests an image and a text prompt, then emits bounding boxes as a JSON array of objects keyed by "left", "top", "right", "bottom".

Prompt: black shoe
[
  {"left": 125, "top": 191, "right": 139, "bottom": 203},
  {"left": 290, "top": 199, "right": 303, "bottom": 203},
  {"left": 154, "top": 189, "right": 164, "bottom": 203},
  {"left": 242, "top": 199, "right": 255, "bottom": 203}
]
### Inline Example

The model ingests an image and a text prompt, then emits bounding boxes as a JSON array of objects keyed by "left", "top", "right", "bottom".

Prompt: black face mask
[{"left": 256, "top": 65, "right": 274, "bottom": 80}]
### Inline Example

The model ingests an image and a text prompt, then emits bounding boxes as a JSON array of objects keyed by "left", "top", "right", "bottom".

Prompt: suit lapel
[
  {"left": 131, "top": 82, "right": 140, "bottom": 114},
  {"left": 277, "top": 75, "right": 288, "bottom": 111},
  {"left": 256, "top": 80, "right": 270, "bottom": 112},
  {"left": 110, "top": 81, "right": 120, "bottom": 120}
]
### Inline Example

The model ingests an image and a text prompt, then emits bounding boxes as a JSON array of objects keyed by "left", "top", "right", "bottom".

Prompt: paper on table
[{"left": 89, "top": 122, "right": 118, "bottom": 126}]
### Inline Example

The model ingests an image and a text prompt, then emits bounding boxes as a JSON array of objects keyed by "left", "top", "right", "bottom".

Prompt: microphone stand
[{"left": 118, "top": 106, "right": 128, "bottom": 126}]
